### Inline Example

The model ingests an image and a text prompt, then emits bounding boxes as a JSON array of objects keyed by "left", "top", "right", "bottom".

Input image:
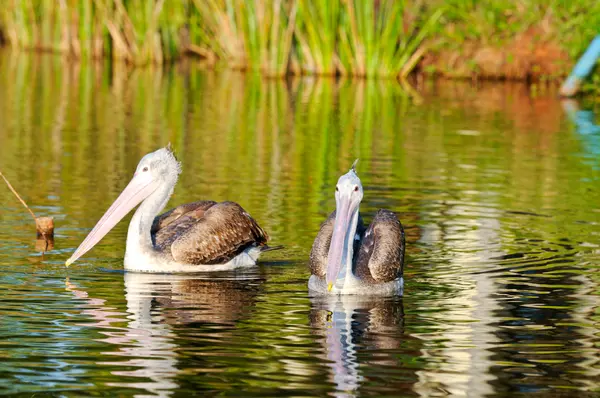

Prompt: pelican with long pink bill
[
  {"left": 308, "top": 160, "right": 405, "bottom": 295},
  {"left": 66, "top": 147, "right": 279, "bottom": 272}
]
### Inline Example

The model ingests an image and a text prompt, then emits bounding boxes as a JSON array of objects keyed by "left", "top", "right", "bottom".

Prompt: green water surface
[{"left": 0, "top": 51, "right": 599, "bottom": 397}]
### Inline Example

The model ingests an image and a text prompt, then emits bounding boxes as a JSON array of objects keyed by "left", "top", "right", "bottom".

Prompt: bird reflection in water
[
  {"left": 309, "top": 295, "right": 405, "bottom": 397},
  {"left": 65, "top": 271, "right": 263, "bottom": 397}
]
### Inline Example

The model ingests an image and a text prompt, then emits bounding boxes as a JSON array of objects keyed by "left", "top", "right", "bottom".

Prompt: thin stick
[{"left": 0, "top": 170, "right": 37, "bottom": 221}]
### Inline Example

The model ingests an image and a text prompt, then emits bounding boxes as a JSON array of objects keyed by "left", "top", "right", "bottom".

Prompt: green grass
[
  {"left": 434, "top": 0, "right": 600, "bottom": 56},
  {"left": 428, "top": 0, "right": 600, "bottom": 89}
]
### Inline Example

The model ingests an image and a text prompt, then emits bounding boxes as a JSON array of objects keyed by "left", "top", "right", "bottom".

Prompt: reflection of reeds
[
  {"left": 0, "top": 50, "right": 592, "bottom": 257},
  {"left": 0, "top": 54, "right": 416, "bottom": 249}
]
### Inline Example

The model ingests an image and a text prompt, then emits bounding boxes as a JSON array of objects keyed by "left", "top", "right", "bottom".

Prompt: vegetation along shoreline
[{"left": 0, "top": 1, "right": 597, "bottom": 89}]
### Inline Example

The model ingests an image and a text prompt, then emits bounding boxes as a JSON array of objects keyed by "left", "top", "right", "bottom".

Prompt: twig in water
[
  {"left": 0, "top": 170, "right": 38, "bottom": 221},
  {"left": 0, "top": 170, "right": 54, "bottom": 246}
]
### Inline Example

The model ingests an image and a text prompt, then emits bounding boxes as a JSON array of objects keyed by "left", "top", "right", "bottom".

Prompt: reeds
[
  {"left": 293, "top": 0, "right": 340, "bottom": 75},
  {"left": 0, "top": 0, "right": 443, "bottom": 77},
  {"left": 337, "top": 0, "right": 444, "bottom": 78},
  {"left": 191, "top": 0, "right": 444, "bottom": 77},
  {"left": 0, "top": 0, "right": 105, "bottom": 58},
  {"left": 293, "top": 0, "right": 444, "bottom": 78},
  {"left": 2, "top": 0, "right": 600, "bottom": 83},
  {"left": 0, "top": 0, "right": 181, "bottom": 65},
  {"left": 191, "top": 0, "right": 297, "bottom": 76}
]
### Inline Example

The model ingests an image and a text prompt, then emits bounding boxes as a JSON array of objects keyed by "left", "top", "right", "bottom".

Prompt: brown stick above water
[{"left": 0, "top": 170, "right": 54, "bottom": 243}]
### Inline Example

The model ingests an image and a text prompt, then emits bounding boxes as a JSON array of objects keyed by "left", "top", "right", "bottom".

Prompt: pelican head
[
  {"left": 326, "top": 160, "right": 363, "bottom": 291},
  {"left": 135, "top": 146, "right": 182, "bottom": 185},
  {"left": 66, "top": 147, "right": 182, "bottom": 266}
]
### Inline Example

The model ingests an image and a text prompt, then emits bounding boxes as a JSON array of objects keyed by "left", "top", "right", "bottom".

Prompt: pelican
[
  {"left": 66, "top": 146, "right": 279, "bottom": 272},
  {"left": 309, "top": 160, "right": 405, "bottom": 295}
]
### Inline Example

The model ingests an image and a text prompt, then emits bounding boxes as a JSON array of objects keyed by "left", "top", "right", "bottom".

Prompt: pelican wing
[
  {"left": 355, "top": 209, "right": 405, "bottom": 283},
  {"left": 152, "top": 201, "right": 217, "bottom": 247},
  {"left": 167, "top": 201, "right": 268, "bottom": 265},
  {"left": 308, "top": 211, "right": 336, "bottom": 278}
]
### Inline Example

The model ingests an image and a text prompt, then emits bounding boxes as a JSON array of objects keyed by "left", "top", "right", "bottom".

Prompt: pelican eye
[
  {"left": 142, "top": 167, "right": 149, "bottom": 172},
  {"left": 335, "top": 186, "right": 339, "bottom": 192},
  {"left": 354, "top": 186, "right": 359, "bottom": 192}
]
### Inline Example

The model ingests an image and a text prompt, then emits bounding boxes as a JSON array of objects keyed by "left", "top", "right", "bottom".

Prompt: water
[{"left": 0, "top": 51, "right": 599, "bottom": 397}]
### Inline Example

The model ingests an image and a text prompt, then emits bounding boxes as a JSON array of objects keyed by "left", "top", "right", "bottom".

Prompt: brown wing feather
[
  {"left": 152, "top": 201, "right": 217, "bottom": 234},
  {"left": 309, "top": 211, "right": 365, "bottom": 277},
  {"left": 169, "top": 201, "right": 268, "bottom": 265},
  {"left": 152, "top": 201, "right": 217, "bottom": 247},
  {"left": 309, "top": 211, "right": 336, "bottom": 278},
  {"left": 355, "top": 209, "right": 405, "bottom": 283}
]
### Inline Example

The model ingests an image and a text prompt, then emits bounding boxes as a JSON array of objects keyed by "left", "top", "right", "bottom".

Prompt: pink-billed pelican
[
  {"left": 309, "top": 160, "right": 405, "bottom": 295},
  {"left": 66, "top": 147, "right": 278, "bottom": 272}
]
